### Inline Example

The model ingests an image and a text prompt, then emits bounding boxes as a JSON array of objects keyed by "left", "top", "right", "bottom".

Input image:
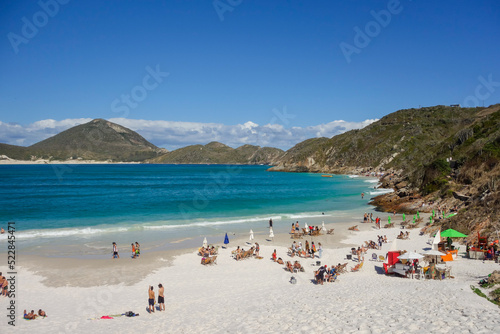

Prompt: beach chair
[
  {"left": 302, "top": 228, "right": 309, "bottom": 236},
  {"left": 371, "top": 253, "right": 377, "bottom": 261},
  {"left": 378, "top": 255, "right": 385, "bottom": 262},
  {"left": 348, "top": 225, "right": 359, "bottom": 231},
  {"left": 209, "top": 256, "right": 217, "bottom": 265},
  {"left": 338, "top": 263, "right": 348, "bottom": 274},
  {"left": 326, "top": 228, "right": 334, "bottom": 235}
]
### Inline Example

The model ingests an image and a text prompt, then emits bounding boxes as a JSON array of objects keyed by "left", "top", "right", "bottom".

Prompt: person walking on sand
[
  {"left": 158, "top": 284, "right": 165, "bottom": 311},
  {"left": 148, "top": 286, "right": 155, "bottom": 313},
  {"left": 112, "top": 242, "right": 119, "bottom": 259},
  {"left": 131, "top": 243, "right": 136, "bottom": 259}
]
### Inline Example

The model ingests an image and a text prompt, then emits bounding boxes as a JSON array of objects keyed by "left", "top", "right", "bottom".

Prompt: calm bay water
[{"left": 0, "top": 164, "right": 389, "bottom": 257}]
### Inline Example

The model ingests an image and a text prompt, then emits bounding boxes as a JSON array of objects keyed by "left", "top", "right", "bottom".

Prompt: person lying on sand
[
  {"left": 277, "top": 257, "right": 284, "bottom": 265},
  {"left": 38, "top": 309, "right": 47, "bottom": 317},
  {"left": 24, "top": 310, "right": 37, "bottom": 320}
]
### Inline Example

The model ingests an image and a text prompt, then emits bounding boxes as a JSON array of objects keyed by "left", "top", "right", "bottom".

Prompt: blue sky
[{"left": 1, "top": 0, "right": 499, "bottom": 150}]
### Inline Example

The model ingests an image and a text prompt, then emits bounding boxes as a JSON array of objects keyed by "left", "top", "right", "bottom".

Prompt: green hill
[
  {"left": 270, "top": 104, "right": 500, "bottom": 241},
  {"left": 149, "top": 142, "right": 284, "bottom": 164},
  {"left": 0, "top": 119, "right": 167, "bottom": 162}
]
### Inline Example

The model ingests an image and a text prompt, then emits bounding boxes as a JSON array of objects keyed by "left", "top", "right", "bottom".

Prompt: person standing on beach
[
  {"left": 135, "top": 242, "right": 140, "bottom": 258},
  {"left": 131, "top": 243, "right": 136, "bottom": 258},
  {"left": 269, "top": 218, "right": 273, "bottom": 229},
  {"left": 361, "top": 192, "right": 364, "bottom": 199},
  {"left": 148, "top": 286, "right": 155, "bottom": 313},
  {"left": 158, "top": 284, "right": 165, "bottom": 311},
  {"left": 112, "top": 242, "right": 119, "bottom": 259}
]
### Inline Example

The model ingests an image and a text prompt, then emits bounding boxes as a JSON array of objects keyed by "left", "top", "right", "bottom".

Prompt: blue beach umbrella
[{"left": 224, "top": 233, "right": 229, "bottom": 246}]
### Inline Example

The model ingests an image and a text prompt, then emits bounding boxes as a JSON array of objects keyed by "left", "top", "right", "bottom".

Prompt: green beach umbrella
[
  {"left": 413, "top": 215, "right": 416, "bottom": 223},
  {"left": 417, "top": 211, "right": 420, "bottom": 219},
  {"left": 432, "top": 210, "right": 435, "bottom": 217},
  {"left": 429, "top": 216, "right": 433, "bottom": 224},
  {"left": 388, "top": 216, "right": 391, "bottom": 224},
  {"left": 402, "top": 213, "right": 406, "bottom": 222},
  {"left": 440, "top": 229, "right": 468, "bottom": 238}
]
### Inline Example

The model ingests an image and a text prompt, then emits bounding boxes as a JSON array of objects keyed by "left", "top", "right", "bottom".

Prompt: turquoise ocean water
[{"left": 0, "top": 164, "right": 390, "bottom": 257}]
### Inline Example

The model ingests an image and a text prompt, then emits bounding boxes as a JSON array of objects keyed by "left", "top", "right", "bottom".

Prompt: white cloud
[{"left": 0, "top": 117, "right": 377, "bottom": 150}]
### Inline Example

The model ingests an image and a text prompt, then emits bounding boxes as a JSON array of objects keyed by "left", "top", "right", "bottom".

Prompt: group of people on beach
[
  {"left": 24, "top": 309, "right": 47, "bottom": 320},
  {"left": 288, "top": 240, "right": 323, "bottom": 258},
  {"left": 148, "top": 283, "right": 165, "bottom": 313},
  {"left": 112, "top": 241, "right": 140, "bottom": 259}
]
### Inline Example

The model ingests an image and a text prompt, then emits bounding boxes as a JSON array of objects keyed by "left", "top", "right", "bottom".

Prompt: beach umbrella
[
  {"left": 389, "top": 238, "right": 399, "bottom": 252},
  {"left": 441, "top": 229, "right": 468, "bottom": 238},
  {"left": 432, "top": 229, "right": 441, "bottom": 251},
  {"left": 305, "top": 222, "right": 308, "bottom": 230},
  {"left": 413, "top": 215, "right": 416, "bottom": 223},
  {"left": 402, "top": 213, "right": 406, "bottom": 222},
  {"left": 224, "top": 233, "right": 229, "bottom": 246},
  {"left": 423, "top": 249, "right": 446, "bottom": 264},
  {"left": 322, "top": 221, "right": 325, "bottom": 231},
  {"left": 417, "top": 211, "right": 420, "bottom": 219},
  {"left": 397, "top": 252, "right": 424, "bottom": 260},
  {"left": 269, "top": 227, "right": 274, "bottom": 239},
  {"left": 432, "top": 209, "right": 435, "bottom": 217},
  {"left": 202, "top": 237, "right": 207, "bottom": 248},
  {"left": 249, "top": 229, "right": 254, "bottom": 241},
  {"left": 388, "top": 216, "right": 391, "bottom": 225}
]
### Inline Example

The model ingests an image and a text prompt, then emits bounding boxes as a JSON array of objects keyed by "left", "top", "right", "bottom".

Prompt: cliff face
[{"left": 148, "top": 142, "right": 284, "bottom": 165}]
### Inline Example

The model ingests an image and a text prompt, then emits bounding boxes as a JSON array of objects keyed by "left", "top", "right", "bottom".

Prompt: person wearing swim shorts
[
  {"left": 158, "top": 283, "right": 165, "bottom": 311},
  {"left": 112, "top": 242, "right": 119, "bottom": 259},
  {"left": 148, "top": 286, "right": 155, "bottom": 313}
]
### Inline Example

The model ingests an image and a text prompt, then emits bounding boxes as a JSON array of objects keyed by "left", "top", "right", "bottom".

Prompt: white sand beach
[{"left": 1, "top": 217, "right": 499, "bottom": 333}]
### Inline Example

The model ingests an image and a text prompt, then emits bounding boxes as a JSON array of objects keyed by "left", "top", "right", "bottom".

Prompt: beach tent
[
  {"left": 224, "top": 233, "right": 229, "bottom": 246},
  {"left": 387, "top": 251, "right": 401, "bottom": 266},
  {"left": 440, "top": 229, "right": 467, "bottom": 238},
  {"left": 202, "top": 237, "right": 207, "bottom": 248},
  {"left": 249, "top": 230, "right": 254, "bottom": 241},
  {"left": 432, "top": 229, "right": 441, "bottom": 251}
]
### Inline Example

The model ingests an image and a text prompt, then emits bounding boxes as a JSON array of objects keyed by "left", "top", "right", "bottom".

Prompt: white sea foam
[
  {"left": 14, "top": 226, "right": 129, "bottom": 240},
  {"left": 364, "top": 179, "right": 379, "bottom": 183},
  {"left": 347, "top": 175, "right": 359, "bottom": 178},
  {"left": 369, "top": 188, "right": 394, "bottom": 195}
]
